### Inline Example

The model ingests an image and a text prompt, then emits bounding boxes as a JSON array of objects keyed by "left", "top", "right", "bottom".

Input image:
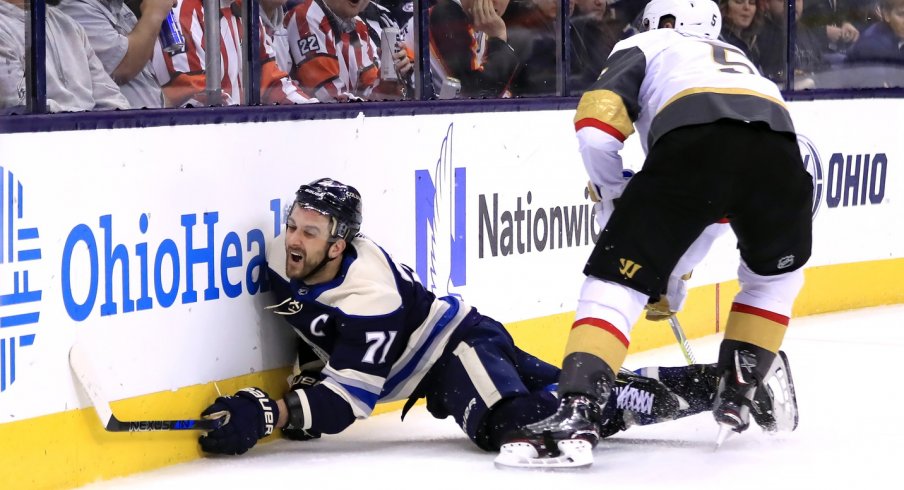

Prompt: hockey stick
[
  {"left": 69, "top": 343, "right": 226, "bottom": 432},
  {"left": 667, "top": 314, "right": 696, "bottom": 365}
]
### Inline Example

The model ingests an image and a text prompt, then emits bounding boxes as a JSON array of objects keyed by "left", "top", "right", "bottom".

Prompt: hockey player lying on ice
[{"left": 196, "top": 178, "right": 798, "bottom": 466}]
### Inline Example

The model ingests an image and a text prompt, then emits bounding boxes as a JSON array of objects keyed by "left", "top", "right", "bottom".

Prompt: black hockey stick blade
[
  {"left": 103, "top": 414, "right": 226, "bottom": 432},
  {"left": 69, "top": 342, "right": 227, "bottom": 432}
]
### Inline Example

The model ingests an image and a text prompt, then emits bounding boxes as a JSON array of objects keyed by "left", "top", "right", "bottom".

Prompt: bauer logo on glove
[{"left": 198, "top": 387, "right": 280, "bottom": 455}]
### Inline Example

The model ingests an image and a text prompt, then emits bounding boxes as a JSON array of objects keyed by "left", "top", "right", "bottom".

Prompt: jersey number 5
[
  {"left": 363, "top": 331, "right": 398, "bottom": 364},
  {"left": 710, "top": 45, "right": 756, "bottom": 75}
]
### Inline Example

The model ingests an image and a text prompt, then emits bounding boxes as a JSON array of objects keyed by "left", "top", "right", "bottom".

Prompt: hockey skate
[
  {"left": 494, "top": 394, "right": 604, "bottom": 469},
  {"left": 714, "top": 350, "right": 798, "bottom": 447},
  {"left": 750, "top": 350, "right": 799, "bottom": 433},
  {"left": 613, "top": 368, "right": 689, "bottom": 430}
]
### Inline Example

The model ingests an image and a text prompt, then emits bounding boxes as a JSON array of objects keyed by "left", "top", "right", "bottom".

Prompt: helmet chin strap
[{"left": 302, "top": 248, "right": 339, "bottom": 282}]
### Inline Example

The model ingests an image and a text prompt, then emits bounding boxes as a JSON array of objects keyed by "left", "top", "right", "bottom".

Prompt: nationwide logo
[
  {"left": 414, "top": 123, "right": 466, "bottom": 297},
  {"left": 414, "top": 124, "right": 602, "bottom": 292},
  {"left": 0, "top": 167, "right": 42, "bottom": 393}
]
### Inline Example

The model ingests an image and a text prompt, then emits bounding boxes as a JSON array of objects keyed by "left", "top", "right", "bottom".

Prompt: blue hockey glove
[{"left": 199, "top": 387, "right": 280, "bottom": 455}]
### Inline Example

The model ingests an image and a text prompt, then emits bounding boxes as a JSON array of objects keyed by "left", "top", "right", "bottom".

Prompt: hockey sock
[{"left": 479, "top": 391, "right": 558, "bottom": 451}]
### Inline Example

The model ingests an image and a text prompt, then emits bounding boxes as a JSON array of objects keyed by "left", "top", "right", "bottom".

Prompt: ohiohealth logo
[
  {"left": 798, "top": 134, "right": 888, "bottom": 212},
  {"left": 414, "top": 123, "right": 466, "bottom": 296},
  {"left": 0, "top": 167, "right": 42, "bottom": 393},
  {"left": 798, "top": 134, "right": 824, "bottom": 219}
]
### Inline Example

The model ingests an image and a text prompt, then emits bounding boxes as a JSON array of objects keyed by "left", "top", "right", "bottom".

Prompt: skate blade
[
  {"left": 495, "top": 440, "right": 594, "bottom": 469},
  {"left": 768, "top": 351, "right": 799, "bottom": 433},
  {"left": 714, "top": 423, "right": 734, "bottom": 450}
]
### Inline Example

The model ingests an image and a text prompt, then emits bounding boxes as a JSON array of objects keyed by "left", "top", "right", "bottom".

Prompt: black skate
[
  {"left": 714, "top": 348, "right": 799, "bottom": 447},
  {"left": 713, "top": 348, "right": 762, "bottom": 446},
  {"left": 613, "top": 369, "right": 688, "bottom": 431},
  {"left": 750, "top": 350, "right": 799, "bottom": 433},
  {"left": 494, "top": 394, "right": 604, "bottom": 469},
  {"left": 633, "top": 363, "right": 719, "bottom": 420}
]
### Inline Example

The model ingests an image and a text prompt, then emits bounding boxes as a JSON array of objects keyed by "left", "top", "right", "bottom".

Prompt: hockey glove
[
  {"left": 645, "top": 272, "right": 693, "bottom": 321},
  {"left": 644, "top": 295, "right": 673, "bottom": 321},
  {"left": 282, "top": 373, "right": 322, "bottom": 441},
  {"left": 199, "top": 387, "right": 280, "bottom": 455}
]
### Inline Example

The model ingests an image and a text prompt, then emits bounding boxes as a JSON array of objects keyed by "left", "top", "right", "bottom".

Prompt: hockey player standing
[
  {"left": 497, "top": 0, "right": 812, "bottom": 467},
  {"left": 195, "top": 178, "right": 798, "bottom": 459}
]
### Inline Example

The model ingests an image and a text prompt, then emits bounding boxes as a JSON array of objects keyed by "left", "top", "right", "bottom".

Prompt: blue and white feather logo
[
  {"left": 0, "top": 166, "right": 42, "bottom": 392},
  {"left": 415, "top": 123, "right": 466, "bottom": 297}
]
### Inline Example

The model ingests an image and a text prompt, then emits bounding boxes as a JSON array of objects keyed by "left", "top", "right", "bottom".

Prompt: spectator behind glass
[
  {"left": 800, "top": 0, "right": 862, "bottom": 54},
  {"left": 574, "top": 0, "right": 606, "bottom": 17},
  {"left": 755, "top": 0, "right": 828, "bottom": 89},
  {"left": 373, "top": 0, "right": 414, "bottom": 27},
  {"left": 360, "top": 0, "right": 415, "bottom": 98},
  {"left": 155, "top": 0, "right": 312, "bottom": 107},
  {"left": 57, "top": 0, "right": 170, "bottom": 109},
  {"left": 412, "top": 0, "right": 518, "bottom": 98},
  {"left": 505, "top": 0, "right": 561, "bottom": 96},
  {"left": 610, "top": 0, "right": 651, "bottom": 35},
  {"left": 0, "top": 0, "right": 129, "bottom": 112},
  {"left": 285, "top": 0, "right": 410, "bottom": 102},
  {"left": 570, "top": 0, "right": 626, "bottom": 94},
  {"left": 847, "top": 0, "right": 904, "bottom": 64},
  {"left": 261, "top": 0, "right": 293, "bottom": 74},
  {"left": 719, "top": 0, "right": 761, "bottom": 59}
]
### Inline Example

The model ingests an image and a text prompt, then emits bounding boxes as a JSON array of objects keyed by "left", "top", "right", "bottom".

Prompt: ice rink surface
[{"left": 78, "top": 305, "right": 904, "bottom": 490}]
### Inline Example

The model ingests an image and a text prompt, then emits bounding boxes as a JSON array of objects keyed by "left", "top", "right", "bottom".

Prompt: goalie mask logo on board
[{"left": 0, "top": 166, "right": 42, "bottom": 393}]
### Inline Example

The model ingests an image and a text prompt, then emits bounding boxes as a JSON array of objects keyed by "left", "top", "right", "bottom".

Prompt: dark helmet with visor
[{"left": 294, "top": 178, "right": 363, "bottom": 242}]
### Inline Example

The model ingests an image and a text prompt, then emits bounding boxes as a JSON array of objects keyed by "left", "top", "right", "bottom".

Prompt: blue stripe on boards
[
  {"left": 7, "top": 172, "right": 13, "bottom": 263},
  {"left": 0, "top": 168, "right": 5, "bottom": 265},
  {"left": 9, "top": 336, "right": 14, "bottom": 384},
  {"left": 1, "top": 338, "right": 6, "bottom": 391}
]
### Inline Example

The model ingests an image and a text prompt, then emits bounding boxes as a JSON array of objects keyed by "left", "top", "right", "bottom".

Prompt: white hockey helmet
[{"left": 641, "top": 0, "right": 722, "bottom": 40}]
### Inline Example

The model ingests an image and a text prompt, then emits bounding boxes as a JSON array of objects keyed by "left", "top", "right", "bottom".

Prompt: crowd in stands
[{"left": 2, "top": 0, "right": 903, "bottom": 113}]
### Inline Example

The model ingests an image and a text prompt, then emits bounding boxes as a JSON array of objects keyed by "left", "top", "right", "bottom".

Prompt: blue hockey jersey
[{"left": 266, "top": 233, "right": 479, "bottom": 434}]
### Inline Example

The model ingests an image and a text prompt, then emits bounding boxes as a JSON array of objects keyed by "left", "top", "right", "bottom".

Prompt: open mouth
[{"left": 289, "top": 251, "right": 304, "bottom": 263}]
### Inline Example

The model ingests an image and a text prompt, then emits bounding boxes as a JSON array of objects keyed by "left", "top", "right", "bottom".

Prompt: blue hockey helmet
[{"left": 294, "top": 178, "right": 363, "bottom": 242}]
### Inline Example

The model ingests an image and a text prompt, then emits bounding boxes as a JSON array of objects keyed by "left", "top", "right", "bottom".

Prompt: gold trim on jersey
[
  {"left": 565, "top": 322, "right": 629, "bottom": 372},
  {"left": 659, "top": 87, "right": 787, "bottom": 114},
  {"left": 648, "top": 90, "right": 796, "bottom": 149},
  {"left": 574, "top": 90, "right": 635, "bottom": 139},
  {"left": 723, "top": 312, "right": 787, "bottom": 353}
]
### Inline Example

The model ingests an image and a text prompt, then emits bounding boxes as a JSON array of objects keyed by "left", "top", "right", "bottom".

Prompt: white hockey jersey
[{"left": 574, "top": 28, "right": 795, "bottom": 202}]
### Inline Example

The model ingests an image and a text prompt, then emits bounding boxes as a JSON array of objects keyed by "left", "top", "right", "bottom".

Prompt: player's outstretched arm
[{"left": 198, "top": 387, "right": 281, "bottom": 455}]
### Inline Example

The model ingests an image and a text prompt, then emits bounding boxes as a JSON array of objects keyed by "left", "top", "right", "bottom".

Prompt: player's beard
[{"left": 285, "top": 242, "right": 333, "bottom": 282}]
